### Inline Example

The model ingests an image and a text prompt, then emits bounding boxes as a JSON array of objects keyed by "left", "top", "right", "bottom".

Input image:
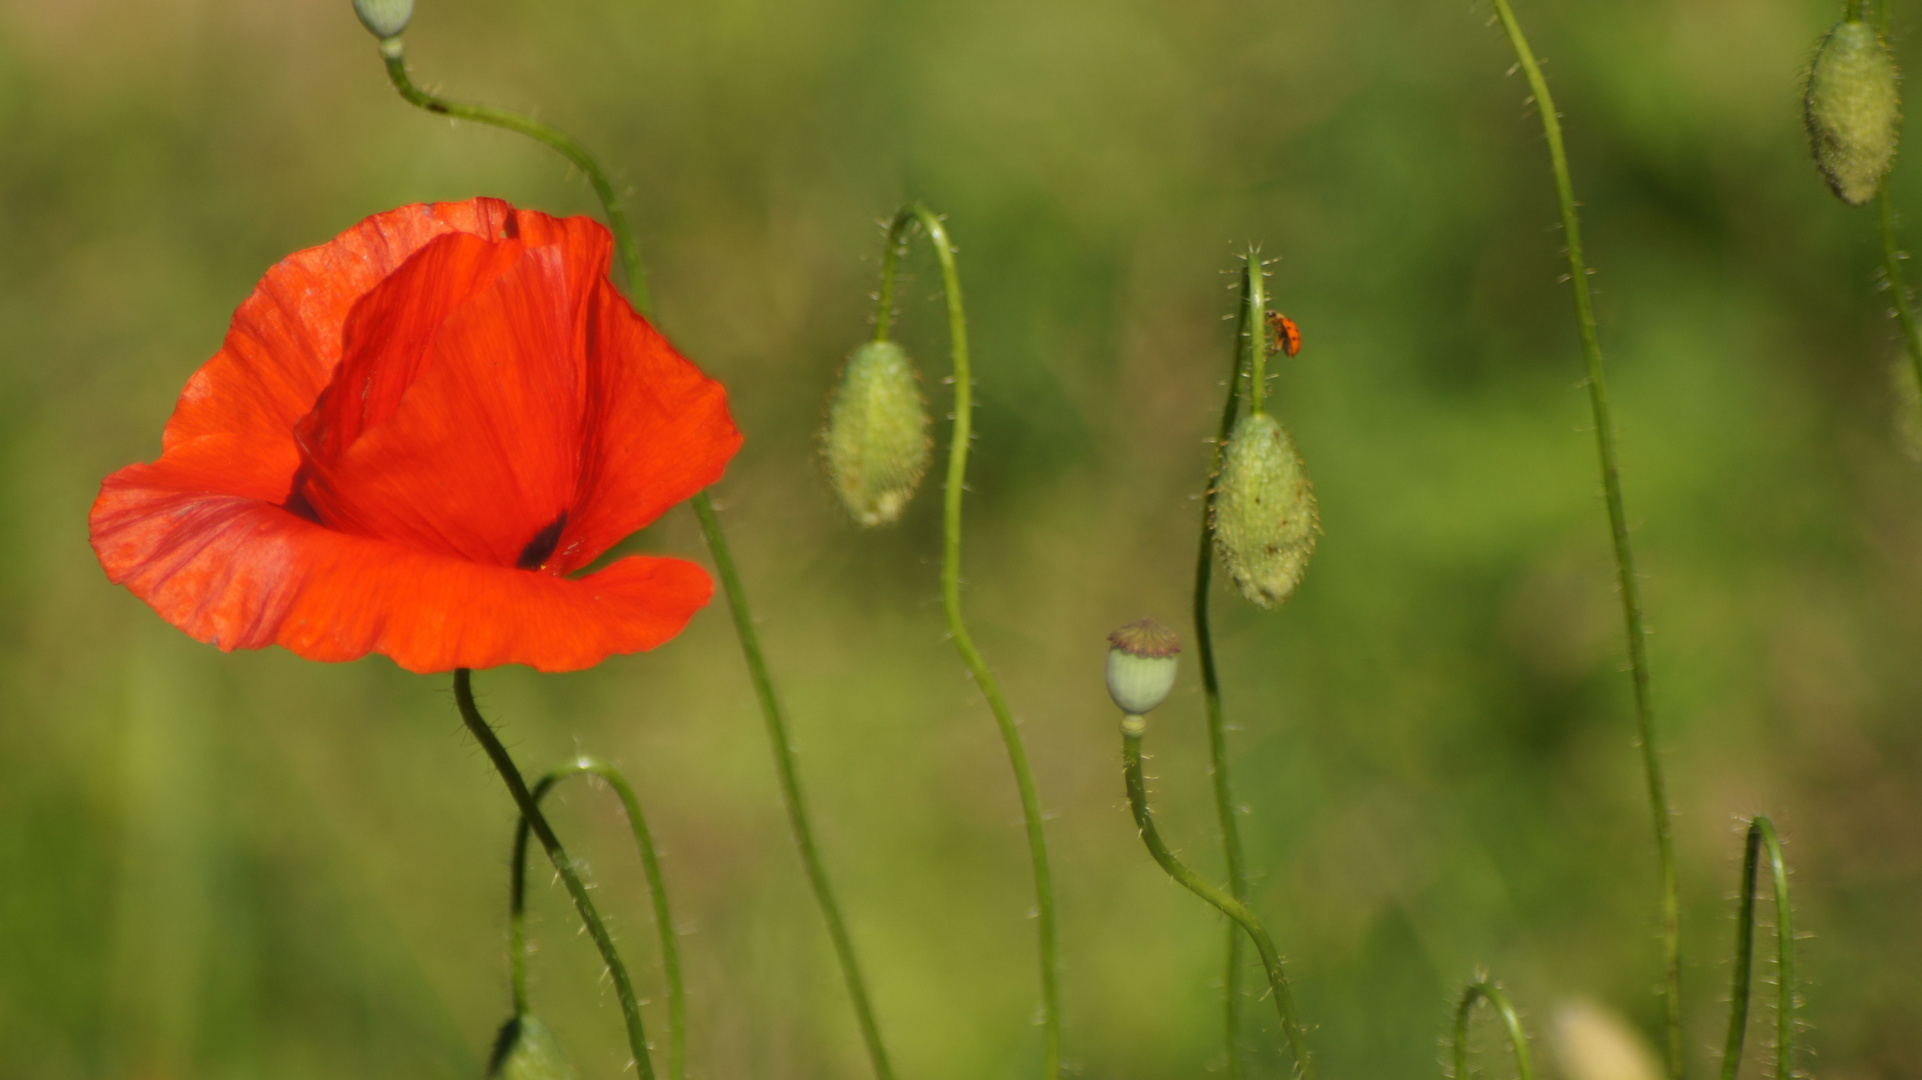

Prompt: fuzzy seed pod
[
  {"left": 822, "top": 339, "right": 932, "bottom": 527},
  {"left": 487, "top": 1015, "right": 580, "bottom": 1080},
  {"left": 1807, "top": 19, "right": 1901, "bottom": 206},
  {"left": 1107, "top": 618, "right": 1181, "bottom": 716},
  {"left": 1212, "top": 411, "right": 1317, "bottom": 608}
]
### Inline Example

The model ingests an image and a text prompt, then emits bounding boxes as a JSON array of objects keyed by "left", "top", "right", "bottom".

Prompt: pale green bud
[
  {"left": 487, "top": 1015, "right": 579, "bottom": 1080},
  {"left": 1807, "top": 20, "right": 1900, "bottom": 206},
  {"left": 352, "top": 0, "right": 413, "bottom": 39},
  {"left": 822, "top": 340, "right": 932, "bottom": 527},
  {"left": 1212, "top": 411, "right": 1317, "bottom": 608},
  {"left": 1106, "top": 618, "right": 1180, "bottom": 716}
]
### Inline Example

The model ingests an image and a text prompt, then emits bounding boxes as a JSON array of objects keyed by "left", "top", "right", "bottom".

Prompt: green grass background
[{"left": 3, "top": 0, "right": 1921, "bottom": 1076}]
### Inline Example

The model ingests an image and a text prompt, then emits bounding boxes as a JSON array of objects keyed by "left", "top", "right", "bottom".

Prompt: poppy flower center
[{"left": 518, "top": 512, "right": 568, "bottom": 570}]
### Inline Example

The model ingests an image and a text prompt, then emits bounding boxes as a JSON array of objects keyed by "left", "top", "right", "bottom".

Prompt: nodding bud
[
  {"left": 1806, "top": 19, "right": 1900, "bottom": 206},
  {"left": 822, "top": 339, "right": 933, "bottom": 527},
  {"left": 352, "top": 0, "right": 413, "bottom": 40},
  {"left": 487, "top": 1015, "right": 580, "bottom": 1080},
  {"left": 1107, "top": 618, "right": 1181, "bottom": 716},
  {"left": 1212, "top": 411, "right": 1317, "bottom": 608}
]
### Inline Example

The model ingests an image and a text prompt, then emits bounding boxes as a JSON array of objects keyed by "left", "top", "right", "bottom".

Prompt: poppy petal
[{"left": 91, "top": 446, "right": 712, "bottom": 673}]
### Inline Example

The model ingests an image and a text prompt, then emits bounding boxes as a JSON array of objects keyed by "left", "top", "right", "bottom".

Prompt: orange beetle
[{"left": 1265, "top": 311, "right": 1302, "bottom": 358}]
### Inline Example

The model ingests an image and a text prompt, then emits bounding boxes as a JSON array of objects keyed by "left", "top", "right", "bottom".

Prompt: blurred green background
[{"left": 4, "top": 0, "right": 1921, "bottom": 1076}]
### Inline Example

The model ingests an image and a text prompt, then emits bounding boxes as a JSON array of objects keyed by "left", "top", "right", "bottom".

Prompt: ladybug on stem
[{"left": 1265, "top": 311, "right": 1302, "bottom": 358}]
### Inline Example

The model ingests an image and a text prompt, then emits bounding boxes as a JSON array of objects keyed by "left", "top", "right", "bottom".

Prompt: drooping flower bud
[
  {"left": 1212, "top": 411, "right": 1317, "bottom": 608},
  {"left": 822, "top": 339, "right": 933, "bottom": 527},
  {"left": 487, "top": 1015, "right": 580, "bottom": 1080},
  {"left": 1806, "top": 19, "right": 1901, "bottom": 206},
  {"left": 352, "top": 0, "right": 413, "bottom": 40},
  {"left": 1107, "top": 618, "right": 1181, "bottom": 716}
]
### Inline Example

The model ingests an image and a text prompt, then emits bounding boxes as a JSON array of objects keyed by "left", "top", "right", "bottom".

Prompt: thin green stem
[
  {"left": 378, "top": 38, "right": 650, "bottom": 314},
  {"left": 454, "top": 670, "right": 655, "bottom": 1080},
  {"left": 875, "top": 202, "right": 1062, "bottom": 1080},
  {"left": 1487, "top": 5, "right": 1681, "bottom": 1075},
  {"left": 1849, "top": 0, "right": 1867, "bottom": 21},
  {"left": 1452, "top": 980, "right": 1536, "bottom": 1080},
  {"left": 1716, "top": 817, "right": 1794, "bottom": 1080},
  {"left": 1244, "top": 259, "right": 1270, "bottom": 417},
  {"left": 1195, "top": 258, "right": 1261, "bottom": 1080},
  {"left": 1876, "top": 190, "right": 1922, "bottom": 402},
  {"left": 511, "top": 759, "right": 688, "bottom": 1080},
  {"left": 1120, "top": 718, "right": 1315, "bottom": 1080}
]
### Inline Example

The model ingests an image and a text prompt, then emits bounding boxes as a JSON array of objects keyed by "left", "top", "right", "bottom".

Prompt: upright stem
[
  {"left": 1487, "top": 6, "right": 1681, "bottom": 1074},
  {"left": 1875, "top": 190, "right": 1922, "bottom": 401},
  {"left": 1120, "top": 718, "right": 1316, "bottom": 1080},
  {"left": 380, "top": 40, "right": 896, "bottom": 1080},
  {"left": 1452, "top": 980, "right": 1536, "bottom": 1080},
  {"left": 511, "top": 759, "right": 689, "bottom": 1080},
  {"left": 1715, "top": 817, "right": 1794, "bottom": 1080},
  {"left": 875, "top": 203, "right": 1063, "bottom": 1080},
  {"left": 1195, "top": 259, "right": 1260, "bottom": 1080},
  {"left": 454, "top": 670, "right": 656, "bottom": 1080}
]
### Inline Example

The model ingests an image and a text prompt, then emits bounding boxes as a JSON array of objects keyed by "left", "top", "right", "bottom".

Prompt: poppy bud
[
  {"left": 1806, "top": 19, "right": 1900, "bottom": 206},
  {"left": 1212, "top": 411, "right": 1317, "bottom": 608},
  {"left": 487, "top": 1015, "right": 580, "bottom": 1080},
  {"left": 822, "top": 340, "right": 932, "bottom": 527},
  {"left": 352, "top": 0, "right": 413, "bottom": 40},
  {"left": 1107, "top": 618, "right": 1181, "bottom": 716}
]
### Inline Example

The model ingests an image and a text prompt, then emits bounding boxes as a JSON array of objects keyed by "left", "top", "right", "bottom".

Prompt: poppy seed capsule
[
  {"left": 1806, "top": 20, "right": 1900, "bottom": 206},
  {"left": 1212, "top": 410, "right": 1317, "bottom": 608},
  {"left": 352, "top": 0, "right": 413, "bottom": 39},
  {"left": 487, "top": 1015, "right": 579, "bottom": 1080},
  {"left": 823, "top": 339, "right": 932, "bottom": 527},
  {"left": 1107, "top": 618, "right": 1181, "bottom": 716}
]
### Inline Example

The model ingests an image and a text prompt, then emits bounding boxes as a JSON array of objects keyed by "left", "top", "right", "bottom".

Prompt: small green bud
[
  {"left": 1106, "top": 618, "right": 1180, "bottom": 716},
  {"left": 1806, "top": 19, "right": 1901, "bottom": 206},
  {"left": 822, "top": 339, "right": 933, "bottom": 527},
  {"left": 487, "top": 1015, "right": 580, "bottom": 1080},
  {"left": 352, "top": 0, "right": 413, "bottom": 40},
  {"left": 1212, "top": 411, "right": 1317, "bottom": 608}
]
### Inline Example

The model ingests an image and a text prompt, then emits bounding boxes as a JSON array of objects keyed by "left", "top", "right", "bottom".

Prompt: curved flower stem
[
  {"left": 454, "top": 670, "right": 656, "bottom": 1080},
  {"left": 511, "top": 758, "right": 688, "bottom": 1080},
  {"left": 1487, "top": 5, "right": 1681, "bottom": 1074},
  {"left": 1875, "top": 191, "right": 1922, "bottom": 402},
  {"left": 874, "top": 202, "right": 1062, "bottom": 1080},
  {"left": 1120, "top": 717, "right": 1316, "bottom": 1080},
  {"left": 1193, "top": 256, "right": 1262, "bottom": 1080},
  {"left": 1452, "top": 979, "right": 1536, "bottom": 1080},
  {"left": 1716, "top": 817, "right": 1794, "bottom": 1080},
  {"left": 377, "top": 38, "right": 897, "bottom": 1080}
]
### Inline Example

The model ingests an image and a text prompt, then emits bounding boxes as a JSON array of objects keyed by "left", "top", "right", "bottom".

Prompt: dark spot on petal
[{"left": 518, "top": 512, "right": 567, "bottom": 570}]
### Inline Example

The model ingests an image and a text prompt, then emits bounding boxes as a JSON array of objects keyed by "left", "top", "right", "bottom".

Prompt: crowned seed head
[
  {"left": 1212, "top": 411, "right": 1317, "bottom": 608},
  {"left": 487, "top": 1015, "right": 579, "bottom": 1080},
  {"left": 1106, "top": 618, "right": 1181, "bottom": 716},
  {"left": 822, "top": 340, "right": 933, "bottom": 527},
  {"left": 1807, "top": 19, "right": 1901, "bottom": 206}
]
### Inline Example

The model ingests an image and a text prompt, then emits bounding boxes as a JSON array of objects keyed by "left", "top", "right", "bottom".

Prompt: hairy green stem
[
  {"left": 1120, "top": 718, "right": 1315, "bottom": 1080},
  {"left": 1487, "top": 5, "right": 1681, "bottom": 1074},
  {"left": 454, "top": 670, "right": 655, "bottom": 1080},
  {"left": 1875, "top": 191, "right": 1922, "bottom": 403},
  {"left": 511, "top": 759, "right": 688, "bottom": 1080},
  {"left": 1452, "top": 980, "right": 1536, "bottom": 1080},
  {"left": 874, "top": 203, "right": 1062, "bottom": 1080},
  {"left": 380, "top": 37, "right": 896, "bottom": 1080},
  {"left": 1716, "top": 817, "right": 1794, "bottom": 1080}
]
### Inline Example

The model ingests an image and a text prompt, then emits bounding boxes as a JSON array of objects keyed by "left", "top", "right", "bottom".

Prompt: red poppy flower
[{"left": 90, "top": 198, "right": 742, "bottom": 674}]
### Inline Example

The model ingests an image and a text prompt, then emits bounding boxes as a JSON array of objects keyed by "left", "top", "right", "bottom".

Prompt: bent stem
[
  {"left": 512, "top": 758, "right": 688, "bottom": 1080},
  {"left": 1194, "top": 256, "right": 1263, "bottom": 1080},
  {"left": 1452, "top": 980, "right": 1536, "bottom": 1080},
  {"left": 1716, "top": 817, "right": 1794, "bottom": 1080},
  {"left": 1120, "top": 718, "right": 1316, "bottom": 1080},
  {"left": 1487, "top": 5, "right": 1681, "bottom": 1075},
  {"left": 379, "top": 38, "right": 896, "bottom": 1080},
  {"left": 875, "top": 203, "right": 1063, "bottom": 1080},
  {"left": 454, "top": 670, "right": 656, "bottom": 1080}
]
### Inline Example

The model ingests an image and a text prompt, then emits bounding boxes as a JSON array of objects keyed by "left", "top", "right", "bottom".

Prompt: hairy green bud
[
  {"left": 1106, "top": 618, "right": 1180, "bottom": 716},
  {"left": 1212, "top": 411, "right": 1317, "bottom": 608},
  {"left": 1807, "top": 19, "right": 1900, "bottom": 206},
  {"left": 487, "top": 1015, "right": 579, "bottom": 1080},
  {"left": 823, "top": 339, "right": 932, "bottom": 527}
]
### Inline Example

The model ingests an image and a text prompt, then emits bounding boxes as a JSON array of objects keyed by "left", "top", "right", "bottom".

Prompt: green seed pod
[
  {"left": 1106, "top": 618, "right": 1181, "bottom": 716},
  {"left": 1212, "top": 410, "right": 1317, "bottom": 608},
  {"left": 1806, "top": 19, "right": 1900, "bottom": 206},
  {"left": 822, "top": 339, "right": 932, "bottom": 527},
  {"left": 352, "top": 0, "right": 413, "bottom": 39},
  {"left": 486, "top": 1015, "right": 580, "bottom": 1080}
]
